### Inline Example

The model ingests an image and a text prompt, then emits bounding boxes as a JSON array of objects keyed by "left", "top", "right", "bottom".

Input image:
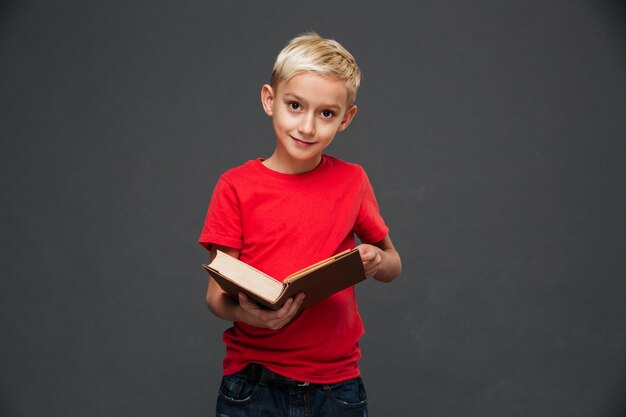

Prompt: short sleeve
[
  {"left": 198, "top": 177, "right": 243, "bottom": 250},
  {"left": 354, "top": 169, "right": 389, "bottom": 243}
]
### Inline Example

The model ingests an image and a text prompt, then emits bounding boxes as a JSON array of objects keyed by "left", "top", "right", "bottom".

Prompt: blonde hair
[{"left": 270, "top": 32, "right": 362, "bottom": 105}]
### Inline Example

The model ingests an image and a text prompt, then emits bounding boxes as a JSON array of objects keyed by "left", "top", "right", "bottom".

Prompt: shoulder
[
  {"left": 323, "top": 155, "right": 372, "bottom": 191},
  {"left": 219, "top": 159, "right": 260, "bottom": 185},
  {"left": 324, "top": 155, "right": 367, "bottom": 178}
]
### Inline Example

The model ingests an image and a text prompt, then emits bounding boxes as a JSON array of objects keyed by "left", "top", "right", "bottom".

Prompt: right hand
[{"left": 236, "top": 292, "right": 306, "bottom": 330}]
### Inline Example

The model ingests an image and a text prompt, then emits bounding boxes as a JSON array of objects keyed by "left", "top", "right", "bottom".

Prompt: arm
[
  {"left": 205, "top": 244, "right": 305, "bottom": 330},
  {"left": 356, "top": 235, "right": 402, "bottom": 282}
]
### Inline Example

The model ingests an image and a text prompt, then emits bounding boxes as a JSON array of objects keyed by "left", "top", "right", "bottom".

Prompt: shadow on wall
[
  {"left": 599, "top": 0, "right": 626, "bottom": 35},
  {"left": 0, "top": 1, "right": 18, "bottom": 26}
]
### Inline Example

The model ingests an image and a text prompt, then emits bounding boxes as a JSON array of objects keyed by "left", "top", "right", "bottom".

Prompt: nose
[{"left": 298, "top": 113, "right": 315, "bottom": 136}]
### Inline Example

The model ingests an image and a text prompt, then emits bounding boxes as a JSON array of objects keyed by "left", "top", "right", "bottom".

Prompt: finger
[
  {"left": 274, "top": 294, "right": 303, "bottom": 323},
  {"left": 295, "top": 292, "right": 306, "bottom": 306},
  {"left": 362, "top": 250, "right": 376, "bottom": 262},
  {"left": 272, "top": 297, "right": 293, "bottom": 320},
  {"left": 285, "top": 293, "right": 305, "bottom": 317},
  {"left": 238, "top": 292, "right": 256, "bottom": 309}
]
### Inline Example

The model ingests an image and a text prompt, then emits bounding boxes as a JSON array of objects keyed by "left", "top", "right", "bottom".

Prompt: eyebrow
[{"left": 283, "top": 93, "right": 342, "bottom": 110}]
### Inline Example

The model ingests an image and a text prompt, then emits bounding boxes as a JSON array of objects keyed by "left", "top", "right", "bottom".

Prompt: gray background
[{"left": 2, "top": 0, "right": 625, "bottom": 416}]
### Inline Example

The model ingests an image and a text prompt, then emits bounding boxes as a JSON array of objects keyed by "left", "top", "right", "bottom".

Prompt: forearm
[
  {"left": 206, "top": 277, "right": 244, "bottom": 322},
  {"left": 205, "top": 245, "right": 244, "bottom": 322}
]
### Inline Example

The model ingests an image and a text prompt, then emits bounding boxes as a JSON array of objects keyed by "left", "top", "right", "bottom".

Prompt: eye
[
  {"left": 289, "top": 102, "right": 301, "bottom": 111},
  {"left": 320, "top": 109, "right": 335, "bottom": 119}
]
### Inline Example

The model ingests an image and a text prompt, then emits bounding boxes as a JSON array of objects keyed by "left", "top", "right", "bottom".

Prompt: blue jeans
[{"left": 216, "top": 364, "right": 368, "bottom": 417}]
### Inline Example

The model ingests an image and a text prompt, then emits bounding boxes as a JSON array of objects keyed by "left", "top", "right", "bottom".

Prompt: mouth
[{"left": 291, "top": 136, "right": 315, "bottom": 146}]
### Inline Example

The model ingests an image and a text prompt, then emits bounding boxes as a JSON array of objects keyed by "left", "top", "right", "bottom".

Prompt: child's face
[{"left": 261, "top": 72, "right": 357, "bottom": 174}]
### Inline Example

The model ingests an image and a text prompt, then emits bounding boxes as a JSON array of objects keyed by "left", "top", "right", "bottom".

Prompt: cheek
[
  {"left": 271, "top": 114, "right": 287, "bottom": 130},
  {"left": 320, "top": 122, "right": 343, "bottom": 137},
  {"left": 275, "top": 111, "right": 298, "bottom": 127}
]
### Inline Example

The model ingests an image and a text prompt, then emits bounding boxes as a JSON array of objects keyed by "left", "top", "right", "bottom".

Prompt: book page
[
  {"left": 284, "top": 249, "right": 353, "bottom": 282},
  {"left": 210, "top": 251, "right": 284, "bottom": 302}
]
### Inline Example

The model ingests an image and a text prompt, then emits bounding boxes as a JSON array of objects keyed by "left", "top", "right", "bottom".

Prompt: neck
[{"left": 262, "top": 151, "right": 322, "bottom": 175}]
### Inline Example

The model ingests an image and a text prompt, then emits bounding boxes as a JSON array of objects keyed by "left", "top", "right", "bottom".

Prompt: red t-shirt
[{"left": 199, "top": 155, "right": 389, "bottom": 383}]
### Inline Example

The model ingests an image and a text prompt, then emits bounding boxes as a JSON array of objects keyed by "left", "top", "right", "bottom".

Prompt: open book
[{"left": 203, "top": 248, "right": 366, "bottom": 310}]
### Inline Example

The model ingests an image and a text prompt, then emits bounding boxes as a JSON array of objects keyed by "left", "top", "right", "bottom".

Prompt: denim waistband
[{"left": 245, "top": 363, "right": 315, "bottom": 387}]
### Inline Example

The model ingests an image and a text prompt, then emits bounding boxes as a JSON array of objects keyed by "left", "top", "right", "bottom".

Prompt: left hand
[{"left": 356, "top": 244, "right": 383, "bottom": 278}]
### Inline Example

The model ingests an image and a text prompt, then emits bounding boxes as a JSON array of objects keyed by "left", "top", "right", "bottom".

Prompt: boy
[{"left": 199, "top": 32, "right": 401, "bottom": 416}]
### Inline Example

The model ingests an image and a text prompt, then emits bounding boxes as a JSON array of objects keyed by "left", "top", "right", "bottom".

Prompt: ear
[
  {"left": 337, "top": 105, "right": 357, "bottom": 132},
  {"left": 261, "top": 84, "right": 275, "bottom": 116}
]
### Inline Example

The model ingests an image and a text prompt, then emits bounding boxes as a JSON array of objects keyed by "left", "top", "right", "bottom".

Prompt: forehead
[{"left": 276, "top": 73, "right": 350, "bottom": 108}]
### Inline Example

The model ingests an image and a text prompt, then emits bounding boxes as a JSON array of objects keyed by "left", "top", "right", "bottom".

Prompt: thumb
[{"left": 363, "top": 250, "right": 376, "bottom": 262}]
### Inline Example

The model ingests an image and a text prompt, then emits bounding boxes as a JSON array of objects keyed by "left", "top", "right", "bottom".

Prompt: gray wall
[{"left": 2, "top": 1, "right": 625, "bottom": 416}]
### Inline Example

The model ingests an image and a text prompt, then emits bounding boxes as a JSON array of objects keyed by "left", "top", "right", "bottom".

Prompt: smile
[{"left": 291, "top": 136, "right": 315, "bottom": 146}]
